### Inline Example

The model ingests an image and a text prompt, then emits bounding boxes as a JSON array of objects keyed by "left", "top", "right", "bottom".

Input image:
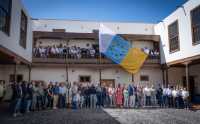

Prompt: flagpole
[{"left": 99, "top": 33, "right": 102, "bottom": 86}]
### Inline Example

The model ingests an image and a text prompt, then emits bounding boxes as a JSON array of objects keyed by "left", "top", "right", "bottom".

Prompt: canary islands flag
[{"left": 99, "top": 24, "right": 148, "bottom": 74}]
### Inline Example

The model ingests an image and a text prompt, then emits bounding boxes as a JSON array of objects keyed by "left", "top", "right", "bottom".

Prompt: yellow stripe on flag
[{"left": 120, "top": 48, "right": 148, "bottom": 74}]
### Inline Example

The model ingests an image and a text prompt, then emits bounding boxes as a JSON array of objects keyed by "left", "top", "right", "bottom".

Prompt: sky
[{"left": 22, "top": 0, "right": 188, "bottom": 23}]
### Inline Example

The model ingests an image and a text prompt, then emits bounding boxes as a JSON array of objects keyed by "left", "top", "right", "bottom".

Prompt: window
[
  {"left": 19, "top": 10, "right": 28, "bottom": 49},
  {"left": 168, "top": 20, "right": 180, "bottom": 53},
  {"left": 9, "top": 74, "right": 23, "bottom": 82},
  {"left": 79, "top": 76, "right": 91, "bottom": 83},
  {"left": 140, "top": 75, "right": 149, "bottom": 81},
  {"left": 0, "top": 0, "right": 12, "bottom": 35},
  {"left": 191, "top": 5, "right": 200, "bottom": 45}
]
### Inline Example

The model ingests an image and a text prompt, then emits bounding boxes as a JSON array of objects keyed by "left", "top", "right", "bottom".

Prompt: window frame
[
  {"left": 19, "top": 10, "right": 28, "bottom": 49},
  {"left": 0, "top": 0, "right": 12, "bottom": 36},
  {"left": 79, "top": 75, "right": 91, "bottom": 83},
  {"left": 168, "top": 20, "right": 180, "bottom": 53},
  {"left": 140, "top": 75, "right": 149, "bottom": 82},
  {"left": 190, "top": 4, "right": 200, "bottom": 45}
]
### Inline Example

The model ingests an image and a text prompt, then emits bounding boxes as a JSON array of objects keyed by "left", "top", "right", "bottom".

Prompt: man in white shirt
[
  {"left": 144, "top": 86, "right": 151, "bottom": 106},
  {"left": 71, "top": 82, "right": 78, "bottom": 96},
  {"left": 182, "top": 88, "right": 189, "bottom": 109},
  {"left": 51, "top": 46, "right": 56, "bottom": 57},
  {"left": 172, "top": 87, "right": 178, "bottom": 108},
  {"left": 59, "top": 83, "right": 67, "bottom": 108},
  {"left": 162, "top": 86, "right": 168, "bottom": 107},
  {"left": 55, "top": 46, "right": 59, "bottom": 57},
  {"left": 90, "top": 48, "right": 96, "bottom": 58},
  {"left": 167, "top": 86, "right": 173, "bottom": 108}
]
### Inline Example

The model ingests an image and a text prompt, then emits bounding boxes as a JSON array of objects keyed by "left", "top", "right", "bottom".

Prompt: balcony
[
  {"left": 32, "top": 56, "right": 160, "bottom": 66},
  {"left": 32, "top": 42, "right": 160, "bottom": 68}
]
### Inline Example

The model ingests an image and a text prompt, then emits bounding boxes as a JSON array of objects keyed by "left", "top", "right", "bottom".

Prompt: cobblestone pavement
[
  {"left": 104, "top": 108, "right": 200, "bottom": 124},
  {"left": 0, "top": 106, "right": 200, "bottom": 124},
  {"left": 0, "top": 109, "right": 120, "bottom": 124}
]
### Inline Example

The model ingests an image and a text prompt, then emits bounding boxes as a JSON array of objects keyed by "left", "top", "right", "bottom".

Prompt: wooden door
[{"left": 101, "top": 79, "right": 115, "bottom": 87}]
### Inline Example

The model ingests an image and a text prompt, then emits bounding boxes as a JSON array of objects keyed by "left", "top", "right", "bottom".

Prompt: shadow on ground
[{"left": 0, "top": 103, "right": 121, "bottom": 124}]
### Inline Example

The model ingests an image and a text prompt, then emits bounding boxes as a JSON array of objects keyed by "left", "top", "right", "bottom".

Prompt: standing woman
[
  {"left": 115, "top": 84, "right": 123, "bottom": 108},
  {"left": 123, "top": 85, "right": 129, "bottom": 108},
  {"left": 108, "top": 84, "right": 115, "bottom": 107}
]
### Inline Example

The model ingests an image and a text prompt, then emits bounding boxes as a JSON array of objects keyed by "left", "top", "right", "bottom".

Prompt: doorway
[
  {"left": 183, "top": 76, "right": 195, "bottom": 102},
  {"left": 101, "top": 79, "right": 115, "bottom": 87}
]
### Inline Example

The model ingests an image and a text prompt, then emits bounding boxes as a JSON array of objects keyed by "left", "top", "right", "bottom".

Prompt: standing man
[
  {"left": 162, "top": 86, "right": 168, "bottom": 108},
  {"left": 12, "top": 82, "right": 23, "bottom": 117},
  {"left": 156, "top": 84, "right": 163, "bottom": 108},
  {"left": 26, "top": 82, "right": 33, "bottom": 113},
  {"left": 144, "top": 85, "right": 151, "bottom": 106},
  {"left": 53, "top": 82, "right": 60, "bottom": 109},
  {"left": 182, "top": 88, "right": 189, "bottom": 109},
  {"left": 167, "top": 85, "right": 173, "bottom": 108},
  {"left": 59, "top": 83, "right": 67, "bottom": 108},
  {"left": 96, "top": 84, "right": 102, "bottom": 108},
  {"left": 128, "top": 83, "right": 136, "bottom": 108},
  {"left": 89, "top": 84, "right": 96, "bottom": 109}
]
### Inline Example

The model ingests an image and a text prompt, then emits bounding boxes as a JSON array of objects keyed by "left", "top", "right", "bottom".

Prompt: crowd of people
[
  {"left": 33, "top": 44, "right": 99, "bottom": 59},
  {"left": 5, "top": 81, "right": 190, "bottom": 117},
  {"left": 33, "top": 44, "right": 160, "bottom": 59}
]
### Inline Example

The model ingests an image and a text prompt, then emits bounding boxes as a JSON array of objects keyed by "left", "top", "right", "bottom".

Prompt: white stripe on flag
[{"left": 99, "top": 24, "right": 116, "bottom": 53}]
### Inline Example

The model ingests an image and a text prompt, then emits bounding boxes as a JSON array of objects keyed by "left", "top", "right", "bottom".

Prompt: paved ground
[
  {"left": 0, "top": 108, "right": 120, "bottom": 124},
  {"left": 0, "top": 103, "right": 200, "bottom": 124},
  {"left": 104, "top": 108, "right": 200, "bottom": 124}
]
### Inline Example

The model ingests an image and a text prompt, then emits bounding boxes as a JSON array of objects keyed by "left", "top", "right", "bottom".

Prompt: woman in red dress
[{"left": 115, "top": 84, "right": 123, "bottom": 108}]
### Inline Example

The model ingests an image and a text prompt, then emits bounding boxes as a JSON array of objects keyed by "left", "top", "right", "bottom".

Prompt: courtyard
[{"left": 0, "top": 106, "right": 200, "bottom": 124}]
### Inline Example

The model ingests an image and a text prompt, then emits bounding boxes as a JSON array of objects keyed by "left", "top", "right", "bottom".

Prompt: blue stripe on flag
[{"left": 104, "top": 35, "right": 131, "bottom": 64}]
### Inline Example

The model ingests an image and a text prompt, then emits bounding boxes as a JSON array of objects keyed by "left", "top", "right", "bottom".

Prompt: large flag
[{"left": 99, "top": 24, "right": 148, "bottom": 74}]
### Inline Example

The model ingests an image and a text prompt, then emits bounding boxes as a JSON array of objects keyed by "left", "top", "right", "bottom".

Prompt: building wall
[
  {"left": 154, "top": 0, "right": 200, "bottom": 64},
  {"left": 32, "top": 19, "right": 155, "bottom": 35},
  {"left": 35, "top": 39, "right": 97, "bottom": 48},
  {"left": 132, "top": 41, "right": 154, "bottom": 49},
  {"left": 31, "top": 67, "right": 66, "bottom": 83},
  {"left": 189, "top": 64, "right": 200, "bottom": 94},
  {"left": 166, "top": 65, "right": 200, "bottom": 95},
  {"left": 0, "top": 65, "right": 29, "bottom": 84},
  {"left": 0, "top": 0, "right": 32, "bottom": 62},
  {"left": 30, "top": 66, "right": 162, "bottom": 87},
  {"left": 168, "top": 67, "right": 185, "bottom": 85}
]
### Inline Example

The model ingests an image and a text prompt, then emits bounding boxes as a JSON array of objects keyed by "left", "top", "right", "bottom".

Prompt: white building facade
[{"left": 0, "top": 0, "right": 200, "bottom": 101}]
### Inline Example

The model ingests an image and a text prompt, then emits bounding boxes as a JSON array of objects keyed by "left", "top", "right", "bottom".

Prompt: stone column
[
  {"left": 162, "top": 67, "right": 166, "bottom": 87},
  {"left": 28, "top": 65, "right": 32, "bottom": 82},
  {"left": 166, "top": 67, "right": 169, "bottom": 87},
  {"left": 132, "top": 74, "right": 134, "bottom": 82},
  {"left": 13, "top": 59, "right": 20, "bottom": 82},
  {"left": 183, "top": 61, "right": 191, "bottom": 91}
]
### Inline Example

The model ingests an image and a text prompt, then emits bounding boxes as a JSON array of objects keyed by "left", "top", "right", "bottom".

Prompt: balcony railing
[
  {"left": 32, "top": 56, "right": 160, "bottom": 64},
  {"left": 32, "top": 46, "right": 160, "bottom": 65}
]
